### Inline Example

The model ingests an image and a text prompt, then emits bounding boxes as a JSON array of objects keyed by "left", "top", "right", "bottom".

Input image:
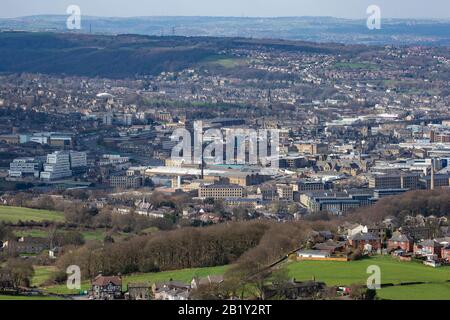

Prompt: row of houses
[
  {"left": 89, "top": 274, "right": 225, "bottom": 300},
  {"left": 297, "top": 224, "right": 450, "bottom": 266}
]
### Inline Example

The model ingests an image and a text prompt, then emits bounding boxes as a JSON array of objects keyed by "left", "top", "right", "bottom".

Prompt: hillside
[{"left": 0, "top": 31, "right": 356, "bottom": 78}]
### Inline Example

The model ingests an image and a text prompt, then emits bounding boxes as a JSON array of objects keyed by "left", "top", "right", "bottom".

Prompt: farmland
[
  {"left": 0, "top": 206, "right": 64, "bottom": 223},
  {"left": 0, "top": 295, "right": 65, "bottom": 300},
  {"left": 38, "top": 256, "right": 450, "bottom": 300},
  {"left": 286, "top": 256, "right": 450, "bottom": 300},
  {"left": 286, "top": 256, "right": 450, "bottom": 286}
]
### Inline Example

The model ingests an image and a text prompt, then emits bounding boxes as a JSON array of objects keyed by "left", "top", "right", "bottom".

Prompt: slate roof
[{"left": 92, "top": 275, "right": 122, "bottom": 286}]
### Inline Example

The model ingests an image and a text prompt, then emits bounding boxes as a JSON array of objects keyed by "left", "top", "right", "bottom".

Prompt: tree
[
  {"left": 349, "top": 284, "right": 377, "bottom": 300},
  {"left": 1, "top": 259, "right": 34, "bottom": 288},
  {"left": 0, "top": 223, "right": 13, "bottom": 241}
]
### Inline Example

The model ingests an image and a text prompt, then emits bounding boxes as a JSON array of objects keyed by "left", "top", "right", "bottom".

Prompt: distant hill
[
  {"left": 0, "top": 31, "right": 357, "bottom": 78},
  {"left": 1, "top": 16, "right": 449, "bottom": 46}
]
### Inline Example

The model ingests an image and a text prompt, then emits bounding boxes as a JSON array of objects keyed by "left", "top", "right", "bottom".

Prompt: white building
[
  {"left": 8, "top": 158, "right": 42, "bottom": 178},
  {"left": 297, "top": 250, "right": 331, "bottom": 259},
  {"left": 40, "top": 151, "right": 72, "bottom": 180}
]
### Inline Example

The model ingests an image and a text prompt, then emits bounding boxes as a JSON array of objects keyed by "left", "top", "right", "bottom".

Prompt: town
[{"left": 0, "top": 31, "right": 449, "bottom": 301}]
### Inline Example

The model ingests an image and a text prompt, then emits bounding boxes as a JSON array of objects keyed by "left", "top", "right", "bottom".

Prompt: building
[
  {"left": 8, "top": 157, "right": 42, "bottom": 178},
  {"left": 441, "top": 246, "right": 450, "bottom": 262},
  {"left": 257, "top": 184, "right": 278, "bottom": 201},
  {"left": 2, "top": 237, "right": 49, "bottom": 254},
  {"left": 430, "top": 130, "right": 450, "bottom": 143},
  {"left": 368, "top": 172, "right": 419, "bottom": 190},
  {"left": 300, "top": 191, "right": 372, "bottom": 214},
  {"left": 224, "top": 198, "right": 258, "bottom": 208},
  {"left": 387, "top": 232, "right": 414, "bottom": 252},
  {"left": 40, "top": 151, "right": 72, "bottom": 180},
  {"left": 110, "top": 175, "right": 144, "bottom": 189},
  {"left": 226, "top": 173, "right": 269, "bottom": 187},
  {"left": 413, "top": 240, "right": 442, "bottom": 259},
  {"left": 295, "top": 142, "right": 328, "bottom": 155},
  {"left": 297, "top": 180, "right": 326, "bottom": 193},
  {"left": 279, "top": 155, "right": 309, "bottom": 169},
  {"left": 373, "top": 188, "right": 408, "bottom": 199},
  {"left": 152, "top": 281, "right": 190, "bottom": 300},
  {"left": 421, "top": 174, "right": 450, "bottom": 190},
  {"left": 198, "top": 184, "right": 244, "bottom": 200},
  {"left": 190, "top": 275, "right": 224, "bottom": 290},
  {"left": 262, "top": 280, "right": 326, "bottom": 300},
  {"left": 126, "top": 283, "right": 150, "bottom": 300},
  {"left": 296, "top": 250, "right": 331, "bottom": 260},
  {"left": 348, "top": 232, "right": 380, "bottom": 252},
  {"left": 49, "top": 136, "right": 73, "bottom": 148},
  {"left": 91, "top": 274, "right": 123, "bottom": 300},
  {"left": 0, "top": 134, "right": 20, "bottom": 145},
  {"left": 99, "top": 154, "right": 130, "bottom": 166},
  {"left": 69, "top": 151, "right": 87, "bottom": 168},
  {"left": 276, "top": 184, "right": 293, "bottom": 201}
]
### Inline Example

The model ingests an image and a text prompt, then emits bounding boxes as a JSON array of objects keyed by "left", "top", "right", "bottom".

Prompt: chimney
[{"left": 430, "top": 160, "right": 435, "bottom": 191}]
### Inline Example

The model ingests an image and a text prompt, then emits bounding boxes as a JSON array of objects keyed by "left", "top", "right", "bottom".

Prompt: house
[
  {"left": 441, "top": 246, "right": 450, "bottom": 262},
  {"left": 367, "top": 225, "right": 387, "bottom": 240},
  {"left": 346, "top": 224, "right": 368, "bottom": 237},
  {"left": 152, "top": 281, "right": 190, "bottom": 300},
  {"left": 49, "top": 246, "right": 62, "bottom": 259},
  {"left": 387, "top": 232, "right": 414, "bottom": 252},
  {"left": 262, "top": 279, "right": 326, "bottom": 300},
  {"left": 0, "top": 273, "right": 14, "bottom": 291},
  {"left": 126, "top": 282, "right": 150, "bottom": 300},
  {"left": 348, "top": 232, "right": 380, "bottom": 252},
  {"left": 91, "top": 274, "right": 123, "bottom": 300},
  {"left": 2, "top": 237, "right": 49, "bottom": 254},
  {"left": 191, "top": 275, "right": 224, "bottom": 290},
  {"left": 313, "top": 240, "right": 346, "bottom": 254},
  {"left": 135, "top": 198, "right": 153, "bottom": 216},
  {"left": 414, "top": 240, "right": 442, "bottom": 259}
]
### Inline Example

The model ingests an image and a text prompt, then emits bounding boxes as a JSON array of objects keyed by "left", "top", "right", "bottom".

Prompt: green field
[
  {"left": 32, "top": 256, "right": 450, "bottom": 299},
  {"left": 14, "top": 229, "right": 50, "bottom": 238},
  {"left": 287, "top": 256, "right": 450, "bottom": 300},
  {"left": 377, "top": 283, "right": 450, "bottom": 300},
  {"left": 287, "top": 256, "right": 450, "bottom": 285},
  {"left": 14, "top": 228, "right": 125, "bottom": 242},
  {"left": 204, "top": 56, "right": 248, "bottom": 68},
  {"left": 0, "top": 206, "right": 64, "bottom": 223},
  {"left": 32, "top": 266, "right": 58, "bottom": 287},
  {"left": 43, "top": 265, "right": 228, "bottom": 295},
  {"left": 0, "top": 295, "right": 65, "bottom": 300}
]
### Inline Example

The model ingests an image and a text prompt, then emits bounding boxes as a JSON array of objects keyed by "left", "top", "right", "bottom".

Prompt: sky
[{"left": 1, "top": 0, "right": 449, "bottom": 19}]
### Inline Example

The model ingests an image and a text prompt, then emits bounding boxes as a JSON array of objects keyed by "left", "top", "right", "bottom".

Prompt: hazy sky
[{"left": 1, "top": 0, "right": 449, "bottom": 19}]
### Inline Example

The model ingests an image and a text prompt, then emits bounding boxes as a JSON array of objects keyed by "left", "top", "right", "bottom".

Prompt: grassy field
[
  {"left": 32, "top": 266, "right": 58, "bottom": 287},
  {"left": 34, "top": 256, "right": 450, "bottom": 299},
  {"left": 13, "top": 228, "right": 123, "bottom": 242},
  {"left": 377, "top": 283, "right": 450, "bottom": 300},
  {"left": 0, "top": 206, "right": 64, "bottom": 223},
  {"left": 287, "top": 256, "right": 450, "bottom": 286},
  {"left": 42, "top": 265, "right": 228, "bottom": 295},
  {"left": 287, "top": 256, "right": 450, "bottom": 300},
  {"left": 204, "top": 56, "right": 248, "bottom": 68},
  {"left": 0, "top": 295, "right": 65, "bottom": 300}
]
